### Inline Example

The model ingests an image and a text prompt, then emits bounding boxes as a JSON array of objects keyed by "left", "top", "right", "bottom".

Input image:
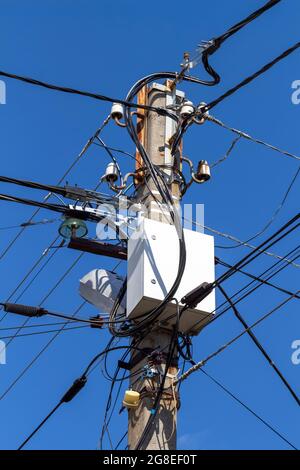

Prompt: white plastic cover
[{"left": 79, "top": 269, "right": 125, "bottom": 313}]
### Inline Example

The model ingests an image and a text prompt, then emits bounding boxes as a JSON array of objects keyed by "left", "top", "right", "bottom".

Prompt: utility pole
[{"left": 128, "top": 81, "right": 184, "bottom": 450}]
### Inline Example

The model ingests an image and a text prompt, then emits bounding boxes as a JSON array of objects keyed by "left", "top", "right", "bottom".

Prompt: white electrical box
[{"left": 127, "top": 218, "right": 215, "bottom": 335}]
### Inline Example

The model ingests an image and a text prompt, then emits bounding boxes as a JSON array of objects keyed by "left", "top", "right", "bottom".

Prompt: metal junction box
[{"left": 127, "top": 218, "right": 215, "bottom": 335}]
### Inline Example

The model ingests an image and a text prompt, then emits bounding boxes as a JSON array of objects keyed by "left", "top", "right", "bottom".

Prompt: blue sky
[{"left": 0, "top": 0, "right": 299, "bottom": 450}]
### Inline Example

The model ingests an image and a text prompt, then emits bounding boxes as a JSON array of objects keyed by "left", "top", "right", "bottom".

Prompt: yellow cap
[{"left": 123, "top": 390, "right": 140, "bottom": 409}]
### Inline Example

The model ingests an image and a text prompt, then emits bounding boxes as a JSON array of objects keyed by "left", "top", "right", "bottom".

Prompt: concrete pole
[{"left": 127, "top": 82, "right": 183, "bottom": 450}]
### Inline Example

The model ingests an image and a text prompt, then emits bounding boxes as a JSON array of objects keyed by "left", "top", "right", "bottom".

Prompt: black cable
[
  {"left": 214, "top": 214, "right": 300, "bottom": 287},
  {"left": 1, "top": 302, "right": 125, "bottom": 327},
  {"left": 0, "top": 116, "right": 111, "bottom": 266},
  {"left": 135, "top": 301, "right": 180, "bottom": 450},
  {"left": 0, "top": 320, "right": 80, "bottom": 331},
  {"left": 217, "top": 164, "right": 300, "bottom": 249},
  {"left": 17, "top": 344, "right": 144, "bottom": 449},
  {"left": 0, "top": 70, "right": 194, "bottom": 116},
  {"left": 199, "top": 368, "right": 297, "bottom": 450},
  {"left": 0, "top": 218, "right": 58, "bottom": 231},
  {"left": 200, "top": 0, "right": 281, "bottom": 84},
  {"left": 173, "top": 39, "right": 300, "bottom": 151},
  {"left": 0, "top": 235, "right": 61, "bottom": 323},
  {"left": 177, "top": 290, "right": 300, "bottom": 386},
  {"left": 187, "top": 244, "right": 300, "bottom": 334},
  {"left": 206, "top": 41, "right": 300, "bottom": 112},
  {"left": 115, "top": 431, "right": 128, "bottom": 450},
  {"left": 218, "top": 284, "right": 300, "bottom": 406},
  {"left": 216, "top": 256, "right": 300, "bottom": 300},
  {"left": 18, "top": 402, "right": 62, "bottom": 450},
  {"left": 0, "top": 325, "right": 87, "bottom": 340},
  {"left": 0, "top": 192, "right": 103, "bottom": 222},
  {"left": 182, "top": 213, "right": 300, "bottom": 310},
  {"left": 99, "top": 336, "right": 143, "bottom": 450}
]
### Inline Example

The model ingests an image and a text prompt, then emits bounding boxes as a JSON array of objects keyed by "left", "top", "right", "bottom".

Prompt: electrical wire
[
  {"left": 17, "top": 344, "right": 145, "bottom": 450},
  {"left": 0, "top": 236, "right": 62, "bottom": 323},
  {"left": 210, "top": 136, "right": 241, "bottom": 168},
  {"left": 218, "top": 284, "right": 300, "bottom": 406},
  {"left": 187, "top": 217, "right": 300, "bottom": 268},
  {"left": 0, "top": 115, "right": 111, "bottom": 263},
  {"left": 135, "top": 301, "right": 180, "bottom": 450},
  {"left": 0, "top": 218, "right": 58, "bottom": 231},
  {"left": 0, "top": 324, "right": 88, "bottom": 340},
  {"left": 199, "top": 368, "right": 297, "bottom": 450},
  {"left": 0, "top": 70, "right": 181, "bottom": 117},
  {"left": 173, "top": 39, "right": 300, "bottom": 154},
  {"left": 0, "top": 320, "right": 80, "bottom": 331},
  {"left": 207, "top": 114, "right": 300, "bottom": 163},
  {"left": 186, "top": 244, "right": 300, "bottom": 335},
  {"left": 176, "top": 290, "right": 300, "bottom": 386},
  {"left": 205, "top": 41, "right": 300, "bottom": 112},
  {"left": 199, "top": 0, "right": 282, "bottom": 84},
  {"left": 216, "top": 256, "right": 300, "bottom": 299},
  {"left": 218, "top": 166, "right": 300, "bottom": 249}
]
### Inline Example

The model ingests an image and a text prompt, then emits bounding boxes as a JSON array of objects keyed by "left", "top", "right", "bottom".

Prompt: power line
[
  {"left": 0, "top": 236, "right": 62, "bottom": 323},
  {"left": 186, "top": 218, "right": 300, "bottom": 268},
  {"left": 200, "top": 0, "right": 281, "bottom": 82},
  {"left": 0, "top": 320, "right": 80, "bottom": 331},
  {"left": 0, "top": 116, "right": 111, "bottom": 263},
  {"left": 0, "top": 249, "right": 85, "bottom": 352},
  {"left": 17, "top": 344, "right": 146, "bottom": 450},
  {"left": 205, "top": 41, "right": 300, "bottom": 111},
  {"left": 0, "top": 70, "right": 177, "bottom": 117},
  {"left": 216, "top": 256, "right": 300, "bottom": 299},
  {"left": 0, "top": 301, "right": 86, "bottom": 403},
  {"left": 210, "top": 136, "right": 241, "bottom": 168},
  {"left": 207, "top": 114, "right": 300, "bottom": 163},
  {"left": 176, "top": 291, "right": 300, "bottom": 386},
  {"left": 0, "top": 325, "right": 88, "bottom": 340},
  {"left": 199, "top": 368, "right": 297, "bottom": 450},
  {"left": 0, "top": 218, "right": 58, "bottom": 231},
  {"left": 0, "top": 258, "right": 122, "bottom": 402},
  {"left": 187, "top": 244, "right": 300, "bottom": 335},
  {"left": 218, "top": 284, "right": 300, "bottom": 406}
]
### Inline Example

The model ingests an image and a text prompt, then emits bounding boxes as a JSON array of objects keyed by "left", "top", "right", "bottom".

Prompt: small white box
[{"left": 127, "top": 218, "right": 215, "bottom": 335}]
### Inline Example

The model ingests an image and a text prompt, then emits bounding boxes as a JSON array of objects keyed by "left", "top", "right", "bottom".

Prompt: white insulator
[
  {"left": 104, "top": 162, "right": 118, "bottom": 182},
  {"left": 180, "top": 101, "right": 194, "bottom": 119},
  {"left": 111, "top": 102, "right": 124, "bottom": 120}
]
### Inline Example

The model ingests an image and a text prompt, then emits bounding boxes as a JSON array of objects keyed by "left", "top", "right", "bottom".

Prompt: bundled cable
[{"left": 199, "top": 1, "right": 281, "bottom": 84}]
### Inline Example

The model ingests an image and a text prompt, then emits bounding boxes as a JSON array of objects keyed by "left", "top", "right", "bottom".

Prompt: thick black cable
[
  {"left": 176, "top": 291, "right": 300, "bottom": 385},
  {"left": 135, "top": 301, "right": 180, "bottom": 450},
  {"left": 0, "top": 192, "right": 103, "bottom": 222},
  {"left": 182, "top": 213, "right": 300, "bottom": 311},
  {"left": 216, "top": 256, "right": 300, "bottom": 300},
  {"left": 173, "top": 40, "right": 300, "bottom": 152},
  {"left": 218, "top": 284, "right": 300, "bottom": 406},
  {"left": 200, "top": 0, "right": 281, "bottom": 84},
  {"left": 206, "top": 41, "right": 300, "bottom": 111},
  {"left": 0, "top": 70, "right": 204, "bottom": 116},
  {"left": 0, "top": 116, "right": 111, "bottom": 264},
  {"left": 18, "top": 402, "right": 62, "bottom": 450},
  {"left": 199, "top": 368, "right": 297, "bottom": 450},
  {"left": 17, "top": 344, "right": 144, "bottom": 450},
  {"left": 187, "top": 245, "right": 300, "bottom": 334}
]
